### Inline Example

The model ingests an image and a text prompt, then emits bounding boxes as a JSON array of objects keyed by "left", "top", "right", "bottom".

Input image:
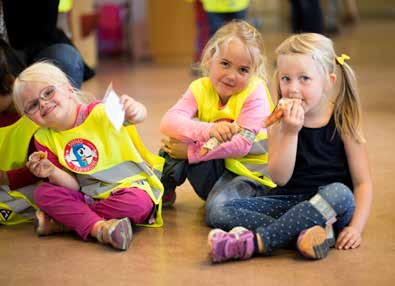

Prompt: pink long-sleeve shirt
[{"left": 160, "top": 82, "right": 271, "bottom": 164}]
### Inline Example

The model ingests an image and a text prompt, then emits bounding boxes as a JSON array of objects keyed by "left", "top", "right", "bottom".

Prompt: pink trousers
[{"left": 34, "top": 182, "right": 154, "bottom": 240}]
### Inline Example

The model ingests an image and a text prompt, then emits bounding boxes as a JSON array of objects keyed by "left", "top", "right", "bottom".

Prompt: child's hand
[
  {"left": 26, "top": 151, "right": 55, "bottom": 178},
  {"left": 335, "top": 226, "right": 362, "bottom": 250},
  {"left": 281, "top": 99, "right": 304, "bottom": 134},
  {"left": 209, "top": 122, "right": 239, "bottom": 143},
  {"left": 120, "top": 95, "right": 147, "bottom": 124},
  {"left": 161, "top": 137, "right": 188, "bottom": 159}
]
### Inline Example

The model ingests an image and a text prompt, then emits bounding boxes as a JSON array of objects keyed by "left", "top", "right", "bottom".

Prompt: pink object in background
[{"left": 97, "top": 4, "right": 127, "bottom": 55}]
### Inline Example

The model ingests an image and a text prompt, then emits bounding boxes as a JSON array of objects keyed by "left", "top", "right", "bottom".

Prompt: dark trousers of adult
[
  {"left": 290, "top": 0, "right": 324, "bottom": 34},
  {"left": 32, "top": 43, "right": 84, "bottom": 89},
  {"left": 205, "top": 9, "right": 248, "bottom": 37}
]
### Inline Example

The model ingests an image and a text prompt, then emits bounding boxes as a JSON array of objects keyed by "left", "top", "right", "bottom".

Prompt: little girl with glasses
[
  {"left": 12, "top": 62, "right": 164, "bottom": 250},
  {"left": 207, "top": 33, "right": 373, "bottom": 262}
]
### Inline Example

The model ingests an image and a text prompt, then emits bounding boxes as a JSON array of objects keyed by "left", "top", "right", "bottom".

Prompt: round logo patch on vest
[{"left": 64, "top": 138, "right": 99, "bottom": 172}]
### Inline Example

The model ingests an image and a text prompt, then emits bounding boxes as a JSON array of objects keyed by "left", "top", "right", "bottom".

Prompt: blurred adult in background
[
  {"left": 201, "top": 0, "right": 250, "bottom": 37},
  {"left": 192, "top": 0, "right": 250, "bottom": 72},
  {"left": 0, "top": 0, "right": 94, "bottom": 89},
  {"left": 289, "top": 0, "right": 324, "bottom": 34},
  {"left": 325, "top": 0, "right": 360, "bottom": 35}
]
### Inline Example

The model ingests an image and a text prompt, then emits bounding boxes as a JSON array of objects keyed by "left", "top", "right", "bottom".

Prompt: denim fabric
[
  {"left": 205, "top": 170, "right": 271, "bottom": 226},
  {"left": 209, "top": 182, "right": 355, "bottom": 254},
  {"left": 159, "top": 150, "right": 225, "bottom": 200},
  {"left": 205, "top": 10, "right": 247, "bottom": 36},
  {"left": 33, "top": 43, "right": 84, "bottom": 88}
]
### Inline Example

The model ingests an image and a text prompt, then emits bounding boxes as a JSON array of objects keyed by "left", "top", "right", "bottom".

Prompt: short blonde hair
[
  {"left": 273, "top": 33, "right": 364, "bottom": 143},
  {"left": 200, "top": 20, "right": 267, "bottom": 81},
  {"left": 13, "top": 61, "right": 88, "bottom": 114}
]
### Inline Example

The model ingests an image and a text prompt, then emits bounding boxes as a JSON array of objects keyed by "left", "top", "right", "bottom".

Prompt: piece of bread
[
  {"left": 262, "top": 98, "right": 300, "bottom": 127},
  {"left": 28, "top": 151, "right": 47, "bottom": 162}
]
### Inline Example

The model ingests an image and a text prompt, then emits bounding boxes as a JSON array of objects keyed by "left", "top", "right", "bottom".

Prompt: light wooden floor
[{"left": 1, "top": 19, "right": 394, "bottom": 286}]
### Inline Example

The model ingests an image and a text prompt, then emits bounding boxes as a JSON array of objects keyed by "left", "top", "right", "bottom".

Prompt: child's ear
[{"left": 329, "top": 73, "right": 337, "bottom": 85}]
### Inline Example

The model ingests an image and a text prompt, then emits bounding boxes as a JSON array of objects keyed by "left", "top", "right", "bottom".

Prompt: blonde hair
[
  {"left": 12, "top": 61, "right": 91, "bottom": 114},
  {"left": 200, "top": 20, "right": 267, "bottom": 81},
  {"left": 273, "top": 33, "right": 365, "bottom": 143}
]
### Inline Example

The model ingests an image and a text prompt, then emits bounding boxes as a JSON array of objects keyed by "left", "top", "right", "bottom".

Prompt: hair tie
[{"left": 336, "top": 53, "right": 350, "bottom": 65}]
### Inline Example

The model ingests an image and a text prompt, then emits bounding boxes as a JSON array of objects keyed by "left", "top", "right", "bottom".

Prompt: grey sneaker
[{"left": 96, "top": 217, "right": 133, "bottom": 250}]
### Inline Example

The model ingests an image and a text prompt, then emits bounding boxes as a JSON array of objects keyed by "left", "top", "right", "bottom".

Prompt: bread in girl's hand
[
  {"left": 199, "top": 137, "right": 220, "bottom": 157},
  {"left": 262, "top": 98, "right": 301, "bottom": 127},
  {"left": 28, "top": 151, "right": 47, "bottom": 162},
  {"left": 199, "top": 123, "right": 241, "bottom": 157}
]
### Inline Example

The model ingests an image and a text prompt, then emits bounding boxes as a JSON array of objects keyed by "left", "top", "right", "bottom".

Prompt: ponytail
[{"left": 333, "top": 59, "right": 365, "bottom": 143}]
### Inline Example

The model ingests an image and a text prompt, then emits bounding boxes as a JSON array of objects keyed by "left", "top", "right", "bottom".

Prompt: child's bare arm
[
  {"left": 27, "top": 151, "right": 80, "bottom": 191},
  {"left": 267, "top": 100, "right": 304, "bottom": 185},
  {"left": 336, "top": 136, "right": 373, "bottom": 250}
]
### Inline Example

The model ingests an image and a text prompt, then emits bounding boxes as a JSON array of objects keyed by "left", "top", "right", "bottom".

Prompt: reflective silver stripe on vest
[
  {"left": 0, "top": 186, "right": 13, "bottom": 202},
  {"left": 77, "top": 161, "right": 154, "bottom": 186},
  {"left": 79, "top": 182, "right": 118, "bottom": 197},
  {"left": 1, "top": 185, "right": 35, "bottom": 203},
  {"left": 248, "top": 139, "right": 268, "bottom": 155},
  {"left": 76, "top": 161, "right": 162, "bottom": 199},
  {"left": 242, "top": 162, "right": 270, "bottom": 178},
  {"left": 153, "top": 168, "right": 162, "bottom": 180},
  {"left": 150, "top": 186, "right": 162, "bottom": 201},
  {"left": 7, "top": 198, "right": 31, "bottom": 213},
  {"left": 1, "top": 185, "right": 35, "bottom": 219},
  {"left": 15, "top": 185, "right": 36, "bottom": 202}
]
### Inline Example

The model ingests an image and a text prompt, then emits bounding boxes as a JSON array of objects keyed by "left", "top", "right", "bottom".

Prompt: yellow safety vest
[
  {"left": 0, "top": 116, "right": 39, "bottom": 225},
  {"left": 34, "top": 103, "right": 164, "bottom": 227},
  {"left": 190, "top": 77, "right": 276, "bottom": 188},
  {"left": 58, "top": 0, "right": 73, "bottom": 13},
  {"left": 201, "top": 0, "right": 250, "bottom": 13}
]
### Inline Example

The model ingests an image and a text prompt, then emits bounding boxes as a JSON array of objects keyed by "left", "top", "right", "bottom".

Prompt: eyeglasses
[{"left": 23, "top": 85, "right": 58, "bottom": 115}]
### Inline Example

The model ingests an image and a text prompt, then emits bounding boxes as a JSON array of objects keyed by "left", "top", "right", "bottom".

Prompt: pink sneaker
[{"left": 208, "top": 227, "right": 255, "bottom": 263}]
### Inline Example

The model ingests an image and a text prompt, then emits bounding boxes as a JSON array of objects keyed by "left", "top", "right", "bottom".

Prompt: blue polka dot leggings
[{"left": 208, "top": 182, "right": 355, "bottom": 254}]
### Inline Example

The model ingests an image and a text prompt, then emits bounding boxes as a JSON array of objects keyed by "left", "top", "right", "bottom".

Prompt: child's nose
[
  {"left": 289, "top": 82, "right": 300, "bottom": 94},
  {"left": 226, "top": 69, "right": 237, "bottom": 81}
]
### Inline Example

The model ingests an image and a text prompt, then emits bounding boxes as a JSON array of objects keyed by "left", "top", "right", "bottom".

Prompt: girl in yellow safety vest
[
  {"left": 0, "top": 45, "right": 40, "bottom": 225},
  {"left": 13, "top": 62, "right": 164, "bottom": 251},
  {"left": 159, "top": 20, "right": 275, "bottom": 227}
]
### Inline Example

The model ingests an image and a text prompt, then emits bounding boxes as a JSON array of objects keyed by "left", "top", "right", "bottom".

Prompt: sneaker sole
[
  {"left": 110, "top": 218, "right": 133, "bottom": 250},
  {"left": 297, "top": 226, "right": 330, "bottom": 259}
]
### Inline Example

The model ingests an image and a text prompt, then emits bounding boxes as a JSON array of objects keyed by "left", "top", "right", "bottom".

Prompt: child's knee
[
  {"left": 310, "top": 183, "right": 355, "bottom": 221},
  {"left": 34, "top": 182, "right": 55, "bottom": 207},
  {"left": 318, "top": 183, "right": 355, "bottom": 208},
  {"left": 205, "top": 205, "right": 228, "bottom": 228}
]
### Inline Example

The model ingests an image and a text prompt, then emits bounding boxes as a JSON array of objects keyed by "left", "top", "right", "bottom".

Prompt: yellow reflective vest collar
[
  {"left": 0, "top": 116, "right": 39, "bottom": 170},
  {"left": 34, "top": 103, "right": 164, "bottom": 227},
  {"left": 190, "top": 76, "right": 276, "bottom": 188},
  {"left": 201, "top": 0, "right": 250, "bottom": 13},
  {"left": 191, "top": 76, "right": 263, "bottom": 122}
]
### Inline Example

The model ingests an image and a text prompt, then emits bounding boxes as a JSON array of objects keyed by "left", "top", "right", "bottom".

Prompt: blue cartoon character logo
[{"left": 64, "top": 139, "right": 98, "bottom": 172}]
